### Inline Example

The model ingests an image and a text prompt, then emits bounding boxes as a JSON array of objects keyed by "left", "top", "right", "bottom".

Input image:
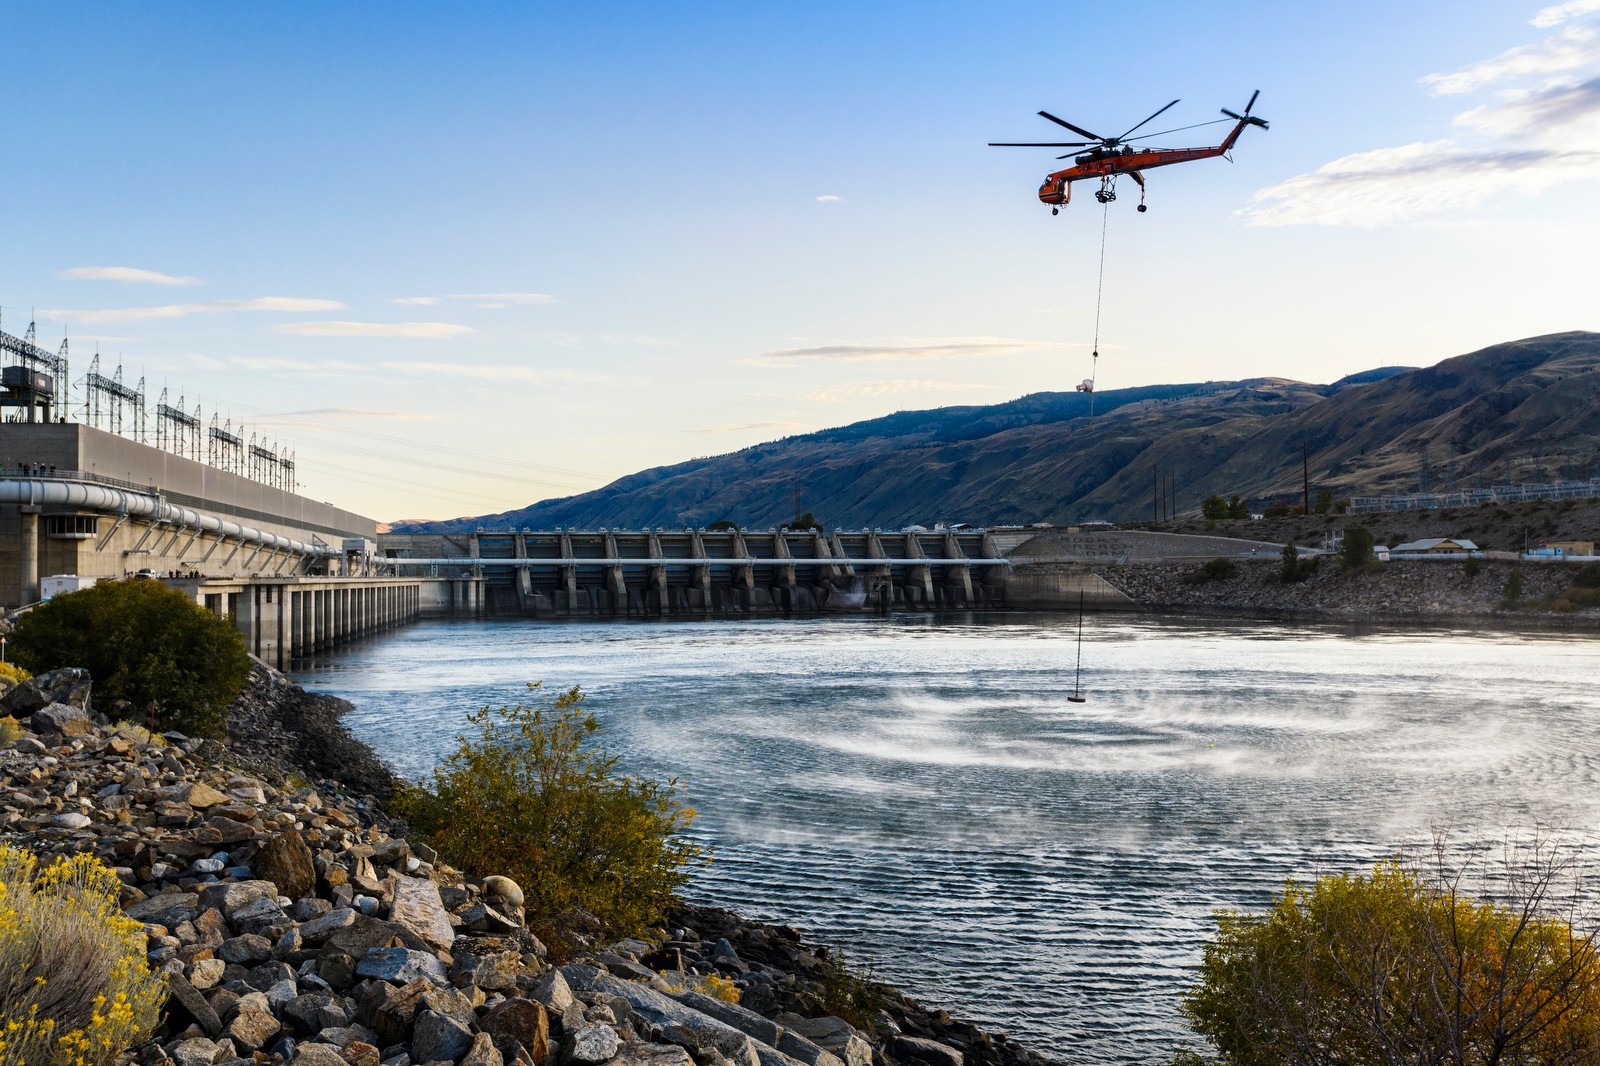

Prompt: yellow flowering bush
[
  {"left": 0, "top": 718, "right": 18, "bottom": 747},
  {"left": 0, "top": 663, "right": 32, "bottom": 687},
  {"left": 0, "top": 845, "right": 165, "bottom": 1066}
]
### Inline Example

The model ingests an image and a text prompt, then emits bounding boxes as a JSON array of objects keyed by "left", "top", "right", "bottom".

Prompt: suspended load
[{"left": 1075, "top": 378, "right": 1095, "bottom": 393}]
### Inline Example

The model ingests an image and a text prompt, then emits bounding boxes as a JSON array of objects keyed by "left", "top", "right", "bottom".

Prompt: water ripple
[{"left": 295, "top": 612, "right": 1600, "bottom": 1064}]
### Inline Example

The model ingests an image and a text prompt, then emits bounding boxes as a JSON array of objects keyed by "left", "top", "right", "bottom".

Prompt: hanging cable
[{"left": 1088, "top": 198, "right": 1110, "bottom": 416}]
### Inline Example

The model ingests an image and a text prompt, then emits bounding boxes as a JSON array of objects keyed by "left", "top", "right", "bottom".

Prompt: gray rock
[
  {"left": 481, "top": 875, "right": 524, "bottom": 909},
  {"left": 529, "top": 969, "right": 576, "bottom": 1015},
  {"left": 217, "top": 934, "right": 274, "bottom": 966},
  {"left": 291, "top": 1043, "right": 350, "bottom": 1066},
  {"left": 171, "top": 1037, "right": 221, "bottom": 1066},
  {"left": 315, "top": 1025, "right": 378, "bottom": 1049},
  {"left": 284, "top": 991, "right": 340, "bottom": 1037},
  {"left": 50, "top": 812, "right": 92, "bottom": 829},
  {"left": 569, "top": 972, "right": 759, "bottom": 1066},
  {"left": 887, "top": 1039, "right": 961, "bottom": 1066},
  {"left": 199, "top": 879, "right": 281, "bottom": 918},
  {"left": 566, "top": 1024, "right": 621, "bottom": 1065},
  {"left": 266, "top": 978, "right": 299, "bottom": 1015},
  {"left": 11, "top": 736, "right": 47, "bottom": 755},
  {"left": 786, "top": 1019, "right": 871, "bottom": 1066},
  {"left": 667, "top": 990, "right": 778, "bottom": 1046},
  {"left": 127, "top": 891, "right": 201, "bottom": 925},
  {"left": 298, "top": 906, "right": 357, "bottom": 944},
  {"left": 613, "top": 1044, "right": 693, "bottom": 1066},
  {"left": 190, "top": 958, "right": 228, "bottom": 990},
  {"left": 356, "top": 947, "right": 450, "bottom": 986},
  {"left": 32, "top": 702, "right": 92, "bottom": 736},
  {"left": 230, "top": 895, "right": 292, "bottom": 937},
  {"left": 411, "top": 1009, "right": 474, "bottom": 1064},
  {"left": 3, "top": 668, "right": 92, "bottom": 715},
  {"left": 167, "top": 971, "right": 224, "bottom": 1037},
  {"left": 388, "top": 876, "right": 456, "bottom": 952}
]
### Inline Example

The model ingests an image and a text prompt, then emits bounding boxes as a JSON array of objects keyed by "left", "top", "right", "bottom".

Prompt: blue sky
[{"left": 3, "top": 2, "right": 1597, "bottom": 520}]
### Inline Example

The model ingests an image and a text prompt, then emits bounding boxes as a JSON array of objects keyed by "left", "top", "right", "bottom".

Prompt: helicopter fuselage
[{"left": 1037, "top": 115, "right": 1253, "bottom": 205}]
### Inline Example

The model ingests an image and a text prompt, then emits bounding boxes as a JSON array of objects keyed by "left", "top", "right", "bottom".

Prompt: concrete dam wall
[{"left": 376, "top": 528, "right": 1140, "bottom": 617}]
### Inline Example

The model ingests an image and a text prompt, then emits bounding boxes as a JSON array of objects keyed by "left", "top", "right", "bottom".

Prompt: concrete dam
[{"left": 377, "top": 528, "right": 1144, "bottom": 616}]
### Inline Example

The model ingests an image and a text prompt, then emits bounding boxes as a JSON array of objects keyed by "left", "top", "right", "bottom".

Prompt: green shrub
[
  {"left": 1181, "top": 854, "right": 1600, "bottom": 1064},
  {"left": 705, "top": 519, "right": 738, "bottom": 532},
  {"left": 1185, "top": 558, "right": 1239, "bottom": 585},
  {"left": 0, "top": 844, "right": 166, "bottom": 1066},
  {"left": 1202, "top": 495, "right": 1228, "bottom": 521},
  {"left": 1501, "top": 567, "right": 1525, "bottom": 609},
  {"left": 1339, "top": 526, "right": 1375, "bottom": 573},
  {"left": 9, "top": 580, "right": 250, "bottom": 737},
  {"left": 1279, "top": 543, "right": 1318, "bottom": 584},
  {"left": 1568, "top": 586, "right": 1600, "bottom": 608},
  {"left": 815, "top": 945, "right": 888, "bottom": 1030},
  {"left": 1463, "top": 555, "right": 1482, "bottom": 578},
  {"left": 1575, "top": 561, "right": 1600, "bottom": 589},
  {"left": 397, "top": 683, "right": 702, "bottom": 951}
]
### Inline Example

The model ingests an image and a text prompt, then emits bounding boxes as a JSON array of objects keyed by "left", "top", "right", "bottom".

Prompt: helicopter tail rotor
[{"left": 1221, "top": 90, "right": 1268, "bottom": 129}]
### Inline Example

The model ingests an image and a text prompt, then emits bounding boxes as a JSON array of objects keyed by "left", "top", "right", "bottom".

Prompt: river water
[{"left": 292, "top": 612, "right": 1600, "bottom": 1063}]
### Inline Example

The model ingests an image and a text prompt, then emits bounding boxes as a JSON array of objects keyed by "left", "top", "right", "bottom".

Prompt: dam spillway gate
[{"left": 377, "top": 528, "right": 1019, "bottom": 617}]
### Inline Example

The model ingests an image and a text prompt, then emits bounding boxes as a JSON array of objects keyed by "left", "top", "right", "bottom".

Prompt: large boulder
[
  {"left": 1, "top": 667, "right": 92, "bottom": 716},
  {"left": 412, "top": 1009, "right": 474, "bottom": 1064},
  {"left": 388, "top": 875, "right": 456, "bottom": 952},
  {"left": 255, "top": 831, "right": 317, "bottom": 900},
  {"left": 31, "top": 702, "right": 92, "bottom": 736}
]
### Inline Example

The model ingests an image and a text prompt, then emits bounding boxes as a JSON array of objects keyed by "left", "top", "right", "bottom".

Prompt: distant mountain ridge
[{"left": 389, "top": 332, "right": 1600, "bottom": 532}]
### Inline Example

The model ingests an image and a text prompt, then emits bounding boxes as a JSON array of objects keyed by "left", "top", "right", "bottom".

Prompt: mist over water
[{"left": 294, "top": 613, "right": 1600, "bottom": 1063}]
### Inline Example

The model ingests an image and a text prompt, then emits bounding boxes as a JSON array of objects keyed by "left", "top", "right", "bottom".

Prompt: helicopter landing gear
[
  {"left": 1137, "top": 204, "right": 1147, "bottom": 212},
  {"left": 1052, "top": 207, "right": 1058, "bottom": 215},
  {"left": 1130, "top": 171, "right": 1147, "bottom": 212}
]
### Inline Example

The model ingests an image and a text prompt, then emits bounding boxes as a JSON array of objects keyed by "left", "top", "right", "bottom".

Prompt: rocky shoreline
[
  {"left": 1103, "top": 557, "right": 1600, "bottom": 629},
  {"left": 0, "top": 665, "right": 1050, "bottom": 1066}
]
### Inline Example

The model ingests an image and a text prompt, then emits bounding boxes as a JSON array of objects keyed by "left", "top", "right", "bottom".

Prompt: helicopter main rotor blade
[
  {"left": 989, "top": 141, "right": 1094, "bottom": 147},
  {"left": 1245, "top": 89, "right": 1260, "bottom": 114},
  {"left": 1135, "top": 117, "right": 1231, "bottom": 141},
  {"left": 1119, "top": 99, "right": 1180, "bottom": 141},
  {"left": 1038, "top": 111, "right": 1103, "bottom": 141},
  {"left": 1221, "top": 108, "right": 1245, "bottom": 120}
]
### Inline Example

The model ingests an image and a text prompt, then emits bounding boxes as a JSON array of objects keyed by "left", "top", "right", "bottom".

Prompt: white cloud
[
  {"left": 1422, "top": 23, "right": 1600, "bottom": 94},
  {"left": 806, "top": 380, "right": 1003, "bottom": 402},
  {"left": 1242, "top": 18, "right": 1600, "bottom": 226},
  {"left": 600, "top": 333, "right": 680, "bottom": 347},
  {"left": 391, "top": 292, "right": 558, "bottom": 309},
  {"left": 1532, "top": 0, "right": 1600, "bottom": 28},
  {"left": 61, "top": 266, "right": 202, "bottom": 286},
  {"left": 272, "top": 321, "right": 472, "bottom": 338},
  {"left": 43, "top": 297, "right": 343, "bottom": 323},
  {"left": 746, "top": 337, "right": 1074, "bottom": 365},
  {"left": 816, "top": 195, "right": 843, "bottom": 203}
]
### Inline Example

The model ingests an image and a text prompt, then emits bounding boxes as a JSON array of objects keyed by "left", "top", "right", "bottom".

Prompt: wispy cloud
[
  {"left": 696, "top": 421, "right": 811, "bottom": 434},
  {"left": 258, "top": 407, "right": 445, "bottom": 424},
  {"left": 61, "top": 266, "right": 202, "bottom": 286},
  {"left": 1532, "top": 0, "right": 1600, "bottom": 30},
  {"left": 1243, "top": 18, "right": 1600, "bottom": 226},
  {"left": 1421, "top": 22, "right": 1600, "bottom": 94},
  {"left": 272, "top": 321, "right": 472, "bottom": 338},
  {"left": 815, "top": 194, "right": 843, "bottom": 203},
  {"left": 806, "top": 380, "right": 1003, "bottom": 402},
  {"left": 745, "top": 337, "right": 1072, "bottom": 366},
  {"left": 43, "top": 296, "right": 342, "bottom": 323},
  {"left": 375, "top": 360, "right": 617, "bottom": 387},
  {"left": 391, "top": 292, "right": 558, "bottom": 309}
]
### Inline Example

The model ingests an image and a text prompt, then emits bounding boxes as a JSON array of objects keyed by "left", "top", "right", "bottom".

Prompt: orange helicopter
[{"left": 990, "top": 91, "right": 1268, "bottom": 214}]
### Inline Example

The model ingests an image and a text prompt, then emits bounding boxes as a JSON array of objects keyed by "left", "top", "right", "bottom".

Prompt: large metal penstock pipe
[{"left": 0, "top": 476, "right": 332, "bottom": 557}]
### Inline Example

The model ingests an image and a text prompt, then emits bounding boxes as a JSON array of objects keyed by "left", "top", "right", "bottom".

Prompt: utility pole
[
  {"left": 1302, "top": 444, "right": 1310, "bottom": 516},
  {"left": 1168, "top": 471, "right": 1176, "bottom": 523},
  {"left": 1153, "top": 466, "right": 1160, "bottom": 525}
]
